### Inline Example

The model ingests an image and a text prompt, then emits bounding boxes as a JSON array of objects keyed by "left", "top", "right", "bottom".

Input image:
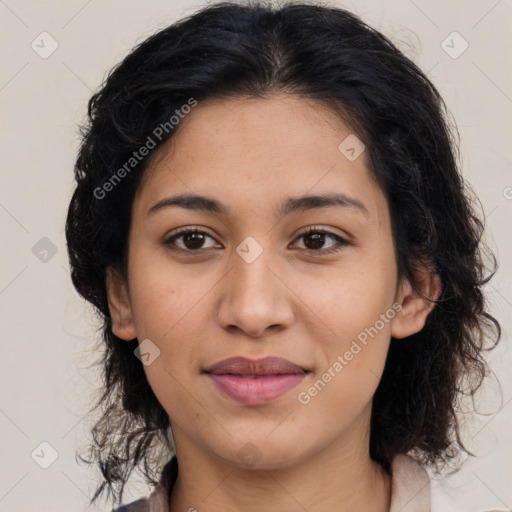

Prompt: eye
[
  {"left": 291, "top": 226, "right": 350, "bottom": 254},
  {"left": 162, "top": 227, "right": 219, "bottom": 253},
  {"left": 162, "top": 225, "right": 351, "bottom": 255}
]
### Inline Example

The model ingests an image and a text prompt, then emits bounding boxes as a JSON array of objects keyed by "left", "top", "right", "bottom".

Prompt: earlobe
[
  {"left": 391, "top": 271, "right": 441, "bottom": 340},
  {"left": 105, "top": 267, "right": 137, "bottom": 341}
]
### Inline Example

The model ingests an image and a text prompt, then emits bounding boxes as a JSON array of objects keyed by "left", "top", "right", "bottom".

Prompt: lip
[
  {"left": 204, "top": 357, "right": 309, "bottom": 405},
  {"left": 205, "top": 356, "right": 308, "bottom": 376}
]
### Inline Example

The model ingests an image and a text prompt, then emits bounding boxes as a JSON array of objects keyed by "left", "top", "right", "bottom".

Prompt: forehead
[{"left": 134, "top": 94, "right": 386, "bottom": 222}]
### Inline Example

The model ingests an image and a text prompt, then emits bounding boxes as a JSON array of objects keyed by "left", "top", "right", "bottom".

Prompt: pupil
[
  {"left": 185, "top": 232, "right": 204, "bottom": 249},
  {"left": 306, "top": 233, "right": 324, "bottom": 250}
]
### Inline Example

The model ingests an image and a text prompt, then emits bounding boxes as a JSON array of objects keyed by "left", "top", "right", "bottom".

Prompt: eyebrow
[{"left": 147, "top": 192, "right": 369, "bottom": 218}]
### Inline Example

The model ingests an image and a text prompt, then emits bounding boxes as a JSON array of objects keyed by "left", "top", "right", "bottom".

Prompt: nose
[{"left": 216, "top": 241, "right": 294, "bottom": 338}]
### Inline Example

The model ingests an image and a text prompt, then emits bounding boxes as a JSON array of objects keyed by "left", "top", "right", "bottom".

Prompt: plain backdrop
[{"left": 1, "top": 0, "right": 511, "bottom": 511}]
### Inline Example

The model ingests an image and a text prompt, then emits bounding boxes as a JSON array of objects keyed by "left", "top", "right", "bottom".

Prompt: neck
[{"left": 168, "top": 421, "right": 391, "bottom": 512}]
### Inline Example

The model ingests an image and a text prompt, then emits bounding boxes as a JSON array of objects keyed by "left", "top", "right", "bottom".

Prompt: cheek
[
  {"left": 142, "top": 361, "right": 215, "bottom": 445},
  {"left": 298, "top": 305, "right": 393, "bottom": 428},
  {"left": 304, "top": 261, "right": 396, "bottom": 338},
  {"left": 126, "top": 255, "right": 212, "bottom": 396},
  {"left": 300, "top": 255, "right": 397, "bottom": 401},
  {"left": 128, "top": 246, "right": 214, "bottom": 338}
]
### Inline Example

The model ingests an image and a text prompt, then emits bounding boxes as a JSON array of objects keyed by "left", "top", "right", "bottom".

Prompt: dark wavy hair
[{"left": 65, "top": 0, "right": 501, "bottom": 506}]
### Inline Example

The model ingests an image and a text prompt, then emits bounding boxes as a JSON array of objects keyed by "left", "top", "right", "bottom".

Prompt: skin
[{"left": 106, "top": 94, "right": 440, "bottom": 512}]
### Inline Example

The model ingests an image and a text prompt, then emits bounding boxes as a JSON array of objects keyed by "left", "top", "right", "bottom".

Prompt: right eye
[{"left": 162, "top": 227, "right": 221, "bottom": 254}]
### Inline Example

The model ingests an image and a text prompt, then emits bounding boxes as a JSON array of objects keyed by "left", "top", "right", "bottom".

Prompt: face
[{"left": 107, "top": 93, "right": 435, "bottom": 470}]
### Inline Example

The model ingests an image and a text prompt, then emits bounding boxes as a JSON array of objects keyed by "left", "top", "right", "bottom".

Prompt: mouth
[{"left": 203, "top": 356, "right": 310, "bottom": 405}]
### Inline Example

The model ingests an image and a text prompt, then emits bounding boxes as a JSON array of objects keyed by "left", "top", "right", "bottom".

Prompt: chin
[{"left": 213, "top": 438, "right": 309, "bottom": 471}]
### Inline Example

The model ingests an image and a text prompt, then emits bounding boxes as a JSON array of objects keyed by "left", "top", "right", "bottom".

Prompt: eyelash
[{"left": 162, "top": 225, "right": 351, "bottom": 255}]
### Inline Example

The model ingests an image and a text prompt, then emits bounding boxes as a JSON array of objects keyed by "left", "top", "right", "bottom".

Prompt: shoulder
[
  {"left": 429, "top": 471, "right": 473, "bottom": 512},
  {"left": 390, "top": 454, "right": 467, "bottom": 512},
  {"left": 390, "top": 454, "right": 430, "bottom": 512},
  {"left": 112, "top": 497, "right": 149, "bottom": 512},
  {"left": 111, "top": 456, "right": 177, "bottom": 512},
  {"left": 111, "top": 487, "right": 167, "bottom": 512},
  {"left": 112, "top": 485, "right": 170, "bottom": 512}
]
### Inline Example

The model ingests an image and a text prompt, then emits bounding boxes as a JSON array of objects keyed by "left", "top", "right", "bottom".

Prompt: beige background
[{"left": 0, "top": 0, "right": 511, "bottom": 511}]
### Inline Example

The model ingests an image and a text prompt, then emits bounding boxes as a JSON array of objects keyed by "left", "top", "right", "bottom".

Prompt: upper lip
[{"left": 204, "top": 357, "right": 308, "bottom": 376}]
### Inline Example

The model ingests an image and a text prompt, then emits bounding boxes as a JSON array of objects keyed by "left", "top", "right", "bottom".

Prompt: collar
[{"left": 126, "top": 453, "right": 430, "bottom": 512}]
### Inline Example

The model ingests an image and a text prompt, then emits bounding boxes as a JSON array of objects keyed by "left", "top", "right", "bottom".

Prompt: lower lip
[{"left": 206, "top": 373, "right": 307, "bottom": 405}]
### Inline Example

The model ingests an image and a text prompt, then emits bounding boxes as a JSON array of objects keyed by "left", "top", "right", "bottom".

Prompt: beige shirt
[{"left": 114, "top": 454, "right": 430, "bottom": 512}]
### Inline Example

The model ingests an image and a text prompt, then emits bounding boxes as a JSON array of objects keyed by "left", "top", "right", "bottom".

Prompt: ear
[
  {"left": 391, "top": 266, "right": 442, "bottom": 340},
  {"left": 105, "top": 266, "right": 137, "bottom": 341}
]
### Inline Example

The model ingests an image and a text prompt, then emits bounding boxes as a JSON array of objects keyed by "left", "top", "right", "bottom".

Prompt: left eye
[
  {"left": 162, "top": 227, "right": 350, "bottom": 254},
  {"left": 291, "top": 227, "right": 350, "bottom": 254}
]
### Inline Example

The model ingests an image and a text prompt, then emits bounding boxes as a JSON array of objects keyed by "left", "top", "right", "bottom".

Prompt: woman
[{"left": 65, "top": 2, "right": 501, "bottom": 511}]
